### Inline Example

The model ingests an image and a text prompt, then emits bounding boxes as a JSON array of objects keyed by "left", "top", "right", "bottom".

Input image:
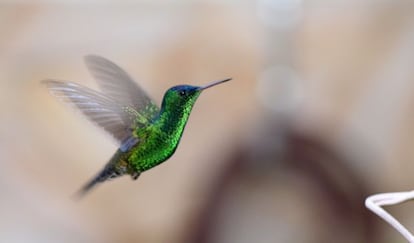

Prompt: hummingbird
[{"left": 43, "top": 55, "right": 231, "bottom": 197}]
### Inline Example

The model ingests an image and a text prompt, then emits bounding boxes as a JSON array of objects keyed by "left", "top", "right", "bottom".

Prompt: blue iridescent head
[{"left": 161, "top": 78, "right": 231, "bottom": 112}]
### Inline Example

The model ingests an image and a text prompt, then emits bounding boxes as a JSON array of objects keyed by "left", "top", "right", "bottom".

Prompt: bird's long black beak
[{"left": 198, "top": 78, "right": 232, "bottom": 91}]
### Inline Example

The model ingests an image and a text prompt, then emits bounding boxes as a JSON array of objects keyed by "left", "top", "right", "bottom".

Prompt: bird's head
[{"left": 161, "top": 78, "right": 231, "bottom": 113}]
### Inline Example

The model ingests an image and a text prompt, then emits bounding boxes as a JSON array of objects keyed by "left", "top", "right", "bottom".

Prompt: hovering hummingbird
[{"left": 43, "top": 55, "right": 231, "bottom": 197}]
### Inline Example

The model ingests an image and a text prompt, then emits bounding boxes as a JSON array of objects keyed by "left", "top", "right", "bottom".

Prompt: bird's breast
[{"left": 127, "top": 127, "right": 183, "bottom": 171}]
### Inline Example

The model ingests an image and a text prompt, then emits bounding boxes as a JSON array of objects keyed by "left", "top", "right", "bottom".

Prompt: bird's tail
[{"left": 74, "top": 152, "right": 126, "bottom": 199}]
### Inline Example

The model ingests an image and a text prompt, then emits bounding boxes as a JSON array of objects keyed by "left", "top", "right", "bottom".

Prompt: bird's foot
[{"left": 131, "top": 172, "right": 140, "bottom": 180}]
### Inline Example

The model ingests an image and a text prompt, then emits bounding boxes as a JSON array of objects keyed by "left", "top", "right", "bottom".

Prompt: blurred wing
[
  {"left": 43, "top": 79, "right": 139, "bottom": 144},
  {"left": 84, "top": 55, "right": 159, "bottom": 120}
]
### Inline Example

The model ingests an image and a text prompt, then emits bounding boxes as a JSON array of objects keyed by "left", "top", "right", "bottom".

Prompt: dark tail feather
[
  {"left": 73, "top": 174, "right": 104, "bottom": 199},
  {"left": 73, "top": 162, "right": 125, "bottom": 199}
]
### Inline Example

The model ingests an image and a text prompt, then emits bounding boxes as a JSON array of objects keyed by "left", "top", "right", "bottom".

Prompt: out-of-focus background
[{"left": 1, "top": 1, "right": 414, "bottom": 242}]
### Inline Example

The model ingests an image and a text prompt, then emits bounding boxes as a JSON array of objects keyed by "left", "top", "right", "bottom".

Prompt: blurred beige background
[{"left": 1, "top": 1, "right": 414, "bottom": 243}]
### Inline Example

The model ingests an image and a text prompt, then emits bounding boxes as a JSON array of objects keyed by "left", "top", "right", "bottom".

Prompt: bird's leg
[{"left": 131, "top": 172, "right": 140, "bottom": 180}]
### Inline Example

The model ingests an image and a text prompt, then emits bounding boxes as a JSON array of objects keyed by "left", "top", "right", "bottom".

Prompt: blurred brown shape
[{"left": 186, "top": 117, "right": 380, "bottom": 243}]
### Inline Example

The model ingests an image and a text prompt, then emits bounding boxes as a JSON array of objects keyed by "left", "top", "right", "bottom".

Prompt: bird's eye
[{"left": 179, "top": 90, "right": 186, "bottom": 96}]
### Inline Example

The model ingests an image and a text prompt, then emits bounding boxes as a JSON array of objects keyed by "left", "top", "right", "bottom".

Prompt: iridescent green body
[
  {"left": 43, "top": 55, "right": 230, "bottom": 197},
  {"left": 126, "top": 88, "right": 201, "bottom": 172}
]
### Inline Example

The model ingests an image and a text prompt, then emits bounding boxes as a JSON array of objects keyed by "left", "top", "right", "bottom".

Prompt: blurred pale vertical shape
[
  {"left": 257, "top": 66, "right": 304, "bottom": 113},
  {"left": 206, "top": 1, "right": 308, "bottom": 243},
  {"left": 256, "top": 0, "right": 304, "bottom": 116},
  {"left": 257, "top": 0, "right": 302, "bottom": 30}
]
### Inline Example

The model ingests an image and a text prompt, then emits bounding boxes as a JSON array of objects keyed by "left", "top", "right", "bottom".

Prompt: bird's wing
[
  {"left": 84, "top": 55, "right": 160, "bottom": 122},
  {"left": 43, "top": 80, "right": 140, "bottom": 145}
]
